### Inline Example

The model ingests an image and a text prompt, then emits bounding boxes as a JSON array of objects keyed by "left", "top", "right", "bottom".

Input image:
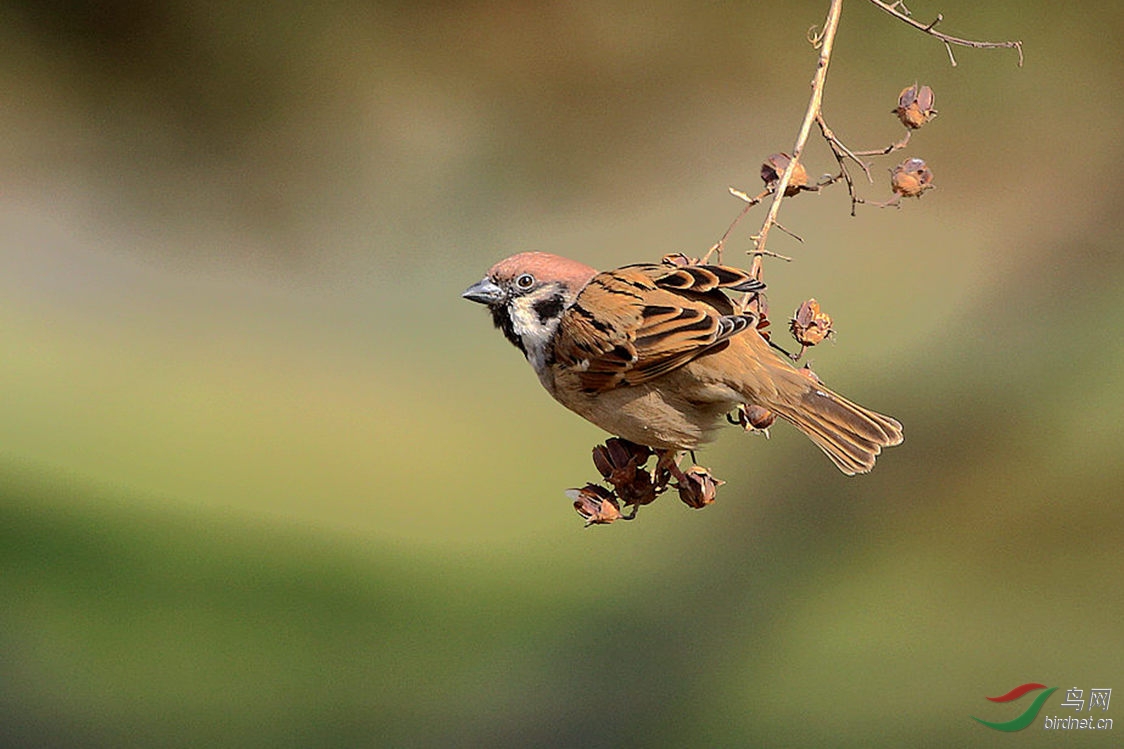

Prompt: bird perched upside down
[{"left": 462, "top": 252, "right": 902, "bottom": 475}]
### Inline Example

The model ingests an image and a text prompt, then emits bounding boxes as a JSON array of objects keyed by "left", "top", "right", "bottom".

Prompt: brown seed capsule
[
  {"left": 891, "top": 157, "right": 934, "bottom": 198},
  {"left": 894, "top": 84, "right": 936, "bottom": 129},
  {"left": 567, "top": 484, "right": 622, "bottom": 526},
  {"left": 677, "top": 466, "right": 724, "bottom": 509},
  {"left": 790, "top": 299, "right": 834, "bottom": 347},
  {"left": 729, "top": 403, "right": 775, "bottom": 433},
  {"left": 743, "top": 404, "right": 776, "bottom": 431},
  {"left": 761, "top": 153, "right": 809, "bottom": 196},
  {"left": 609, "top": 437, "right": 651, "bottom": 469},
  {"left": 591, "top": 444, "right": 614, "bottom": 480},
  {"left": 593, "top": 438, "right": 652, "bottom": 479},
  {"left": 592, "top": 439, "right": 656, "bottom": 507},
  {"left": 617, "top": 467, "right": 657, "bottom": 508}
]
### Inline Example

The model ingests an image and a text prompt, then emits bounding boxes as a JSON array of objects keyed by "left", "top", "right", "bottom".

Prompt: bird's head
[{"left": 462, "top": 252, "right": 597, "bottom": 362}]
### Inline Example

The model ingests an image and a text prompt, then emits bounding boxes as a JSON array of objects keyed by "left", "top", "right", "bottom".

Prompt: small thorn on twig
[
  {"left": 701, "top": 242, "right": 721, "bottom": 264},
  {"left": 712, "top": 185, "right": 769, "bottom": 261},
  {"left": 870, "top": 0, "right": 1023, "bottom": 67},
  {"left": 747, "top": 247, "right": 794, "bottom": 261},
  {"left": 767, "top": 339, "right": 799, "bottom": 360},
  {"left": 729, "top": 186, "right": 765, "bottom": 205},
  {"left": 854, "top": 130, "right": 912, "bottom": 157},
  {"left": 867, "top": 195, "right": 904, "bottom": 209},
  {"left": 773, "top": 222, "right": 803, "bottom": 243}
]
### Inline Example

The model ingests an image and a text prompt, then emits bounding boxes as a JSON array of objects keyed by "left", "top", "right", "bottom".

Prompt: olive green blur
[{"left": 1, "top": 1, "right": 1121, "bottom": 746}]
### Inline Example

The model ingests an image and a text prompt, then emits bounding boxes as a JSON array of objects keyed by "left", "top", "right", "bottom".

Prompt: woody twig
[{"left": 868, "top": 0, "right": 1024, "bottom": 67}]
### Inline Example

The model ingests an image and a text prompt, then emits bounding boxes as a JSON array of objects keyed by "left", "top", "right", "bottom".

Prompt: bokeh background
[{"left": 2, "top": 1, "right": 1121, "bottom": 746}]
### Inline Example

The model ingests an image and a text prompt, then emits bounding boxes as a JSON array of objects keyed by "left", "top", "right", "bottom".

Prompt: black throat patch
[{"left": 490, "top": 304, "right": 526, "bottom": 355}]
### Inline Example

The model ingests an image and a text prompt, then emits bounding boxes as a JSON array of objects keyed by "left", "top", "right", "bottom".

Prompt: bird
[{"left": 462, "top": 252, "right": 902, "bottom": 475}]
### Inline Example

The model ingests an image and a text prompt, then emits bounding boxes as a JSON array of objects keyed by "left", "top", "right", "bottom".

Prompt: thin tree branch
[
  {"left": 866, "top": 0, "right": 1024, "bottom": 66},
  {"left": 853, "top": 129, "right": 912, "bottom": 157},
  {"left": 750, "top": 0, "right": 844, "bottom": 279},
  {"left": 815, "top": 112, "right": 874, "bottom": 216},
  {"left": 704, "top": 187, "right": 769, "bottom": 263}
]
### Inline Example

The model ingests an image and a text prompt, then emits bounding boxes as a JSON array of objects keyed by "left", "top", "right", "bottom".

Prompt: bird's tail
[{"left": 759, "top": 363, "right": 903, "bottom": 476}]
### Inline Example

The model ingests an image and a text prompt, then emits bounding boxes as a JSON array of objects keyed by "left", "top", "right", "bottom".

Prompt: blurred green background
[{"left": 1, "top": 1, "right": 1121, "bottom": 746}]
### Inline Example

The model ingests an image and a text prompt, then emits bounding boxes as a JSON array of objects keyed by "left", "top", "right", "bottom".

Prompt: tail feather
[{"left": 767, "top": 374, "right": 904, "bottom": 476}]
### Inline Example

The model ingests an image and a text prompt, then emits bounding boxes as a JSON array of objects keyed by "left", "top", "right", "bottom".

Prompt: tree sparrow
[{"left": 462, "top": 252, "right": 902, "bottom": 475}]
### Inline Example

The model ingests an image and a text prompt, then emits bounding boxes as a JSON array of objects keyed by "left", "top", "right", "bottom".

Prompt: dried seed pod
[
  {"left": 894, "top": 84, "right": 936, "bottom": 129},
  {"left": 677, "top": 466, "right": 724, "bottom": 509},
  {"left": 729, "top": 404, "right": 775, "bottom": 433},
  {"left": 742, "top": 404, "right": 776, "bottom": 431},
  {"left": 790, "top": 299, "right": 834, "bottom": 347},
  {"left": 617, "top": 438, "right": 653, "bottom": 465},
  {"left": 605, "top": 438, "right": 634, "bottom": 469},
  {"left": 567, "top": 484, "right": 622, "bottom": 526},
  {"left": 591, "top": 444, "right": 614, "bottom": 480},
  {"left": 891, "top": 157, "right": 934, "bottom": 198},
  {"left": 761, "top": 153, "right": 808, "bottom": 196},
  {"left": 593, "top": 438, "right": 652, "bottom": 479},
  {"left": 616, "top": 467, "right": 657, "bottom": 508},
  {"left": 592, "top": 438, "right": 656, "bottom": 507}
]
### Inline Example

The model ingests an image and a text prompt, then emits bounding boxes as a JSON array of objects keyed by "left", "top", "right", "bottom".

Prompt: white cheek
[
  {"left": 509, "top": 300, "right": 557, "bottom": 374},
  {"left": 509, "top": 304, "right": 538, "bottom": 337}
]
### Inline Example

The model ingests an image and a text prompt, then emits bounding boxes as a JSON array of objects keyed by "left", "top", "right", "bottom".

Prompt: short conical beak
[{"left": 461, "top": 277, "right": 505, "bottom": 306}]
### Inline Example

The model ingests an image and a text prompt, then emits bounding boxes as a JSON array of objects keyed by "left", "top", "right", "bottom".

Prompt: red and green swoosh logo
[{"left": 972, "top": 683, "right": 1058, "bottom": 732}]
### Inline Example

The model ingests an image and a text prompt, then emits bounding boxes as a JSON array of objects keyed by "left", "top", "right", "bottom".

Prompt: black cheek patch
[{"left": 532, "top": 293, "right": 565, "bottom": 324}]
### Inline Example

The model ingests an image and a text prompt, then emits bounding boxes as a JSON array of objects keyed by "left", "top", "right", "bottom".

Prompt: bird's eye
[{"left": 515, "top": 273, "right": 535, "bottom": 289}]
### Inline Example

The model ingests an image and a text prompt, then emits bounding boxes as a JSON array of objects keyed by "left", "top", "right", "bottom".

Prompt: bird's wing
[{"left": 553, "top": 264, "right": 765, "bottom": 393}]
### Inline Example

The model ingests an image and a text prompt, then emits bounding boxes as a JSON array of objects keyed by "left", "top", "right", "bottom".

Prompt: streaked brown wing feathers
[
  {"left": 646, "top": 264, "right": 766, "bottom": 294},
  {"left": 554, "top": 264, "right": 760, "bottom": 393}
]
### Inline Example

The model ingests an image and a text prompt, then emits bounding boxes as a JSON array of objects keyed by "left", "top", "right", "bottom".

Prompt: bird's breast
[{"left": 545, "top": 365, "right": 741, "bottom": 450}]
